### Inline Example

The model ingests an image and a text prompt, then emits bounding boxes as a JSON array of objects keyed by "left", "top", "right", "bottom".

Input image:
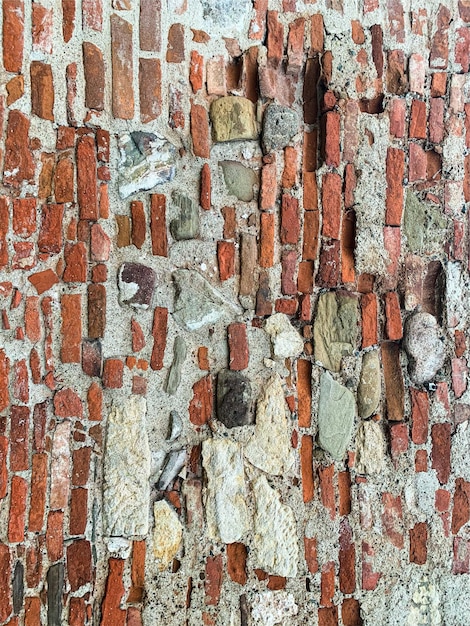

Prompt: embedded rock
[
  {"left": 157, "top": 449, "right": 186, "bottom": 491},
  {"left": 404, "top": 192, "right": 448, "bottom": 255},
  {"left": 202, "top": 438, "right": 250, "bottom": 543},
  {"left": 216, "top": 369, "right": 253, "bottom": 428},
  {"left": 265, "top": 313, "right": 304, "bottom": 359},
  {"left": 357, "top": 350, "right": 381, "bottom": 418},
  {"left": 314, "top": 291, "right": 359, "bottom": 372},
  {"left": 169, "top": 193, "right": 200, "bottom": 240},
  {"left": 251, "top": 592, "right": 299, "bottom": 626},
  {"left": 153, "top": 501, "right": 183, "bottom": 571},
  {"left": 118, "top": 263, "right": 156, "bottom": 309},
  {"left": 107, "top": 537, "right": 131, "bottom": 559},
  {"left": 219, "top": 161, "right": 258, "bottom": 202},
  {"left": 318, "top": 372, "right": 355, "bottom": 461},
  {"left": 262, "top": 104, "right": 299, "bottom": 153},
  {"left": 403, "top": 312, "right": 446, "bottom": 384},
  {"left": 172, "top": 269, "right": 242, "bottom": 330},
  {"left": 252, "top": 475, "right": 299, "bottom": 577},
  {"left": 201, "top": 0, "right": 252, "bottom": 34},
  {"left": 118, "top": 132, "right": 177, "bottom": 199},
  {"left": 167, "top": 410, "right": 183, "bottom": 442},
  {"left": 244, "top": 375, "right": 292, "bottom": 475},
  {"left": 103, "top": 397, "right": 151, "bottom": 537},
  {"left": 210, "top": 96, "right": 258, "bottom": 142},
  {"left": 355, "top": 421, "right": 385, "bottom": 475},
  {"left": 165, "top": 336, "right": 187, "bottom": 395}
]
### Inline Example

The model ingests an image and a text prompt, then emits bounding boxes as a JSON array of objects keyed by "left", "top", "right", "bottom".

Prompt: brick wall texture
[{"left": 1, "top": 0, "right": 470, "bottom": 624}]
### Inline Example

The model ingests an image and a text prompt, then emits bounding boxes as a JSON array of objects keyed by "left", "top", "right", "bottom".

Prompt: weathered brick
[
  {"left": 150, "top": 194, "right": 167, "bottom": 257},
  {"left": 249, "top": 0, "right": 268, "bottom": 40},
  {"left": 46, "top": 510, "right": 64, "bottom": 562},
  {"left": 281, "top": 250, "right": 297, "bottom": 295},
  {"left": 127, "top": 541, "right": 146, "bottom": 603},
  {"left": 70, "top": 488, "right": 88, "bottom": 535},
  {"left": 240, "top": 233, "right": 258, "bottom": 297},
  {"left": 111, "top": 14, "right": 134, "bottom": 119},
  {"left": 13, "top": 198, "right": 36, "bottom": 238},
  {"left": 260, "top": 161, "right": 277, "bottom": 210},
  {"left": 381, "top": 341, "right": 404, "bottom": 421},
  {"left": 411, "top": 388, "right": 429, "bottom": 445},
  {"left": 280, "top": 195, "right": 300, "bottom": 244},
  {"left": 54, "top": 388, "right": 82, "bottom": 419},
  {"left": 320, "top": 561, "right": 335, "bottom": 607},
  {"left": 31, "top": 61, "right": 54, "bottom": 120},
  {"left": 218, "top": 241, "right": 235, "bottom": 280},
  {"left": 205, "top": 554, "right": 223, "bottom": 605},
  {"left": 322, "top": 173, "right": 342, "bottom": 239},
  {"left": 190, "top": 103, "right": 210, "bottom": 158},
  {"left": 303, "top": 58, "right": 320, "bottom": 124},
  {"left": 87, "top": 382, "right": 102, "bottom": 421},
  {"left": 151, "top": 307, "right": 168, "bottom": 370},
  {"left": 32, "top": 3, "right": 53, "bottom": 53},
  {"left": 10, "top": 405, "right": 29, "bottom": 471},
  {"left": 38, "top": 204, "right": 64, "bottom": 254},
  {"left": 3, "top": 0, "right": 24, "bottom": 73},
  {"left": 77, "top": 135, "right": 98, "bottom": 220},
  {"left": 431, "top": 422, "right": 451, "bottom": 484},
  {"left": 189, "top": 375, "right": 213, "bottom": 426},
  {"left": 387, "top": 49, "right": 407, "bottom": 94},
  {"left": 103, "top": 359, "right": 123, "bottom": 389},
  {"left": 13, "top": 360, "right": 29, "bottom": 404},
  {"left": 226, "top": 543, "right": 247, "bottom": 585},
  {"left": 66, "top": 62, "right": 78, "bottom": 124},
  {"left": 304, "top": 129, "right": 318, "bottom": 173},
  {"left": 69, "top": 597, "right": 86, "bottom": 626},
  {"left": 54, "top": 154, "right": 74, "bottom": 203},
  {"left": 140, "top": 0, "right": 160, "bottom": 51},
  {"left": 200, "top": 163, "right": 211, "bottom": 211},
  {"left": 342, "top": 599, "right": 362, "bottom": 626},
  {"left": 429, "top": 98, "right": 445, "bottom": 144},
  {"left": 228, "top": 323, "right": 249, "bottom": 370},
  {"left": 4, "top": 111, "right": 35, "bottom": 188},
  {"left": 361, "top": 293, "right": 377, "bottom": 348},
  {"left": 300, "top": 435, "right": 314, "bottom": 502},
  {"left": 167, "top": 23, "right": 185, "bottom": 63},
  {"left": 408, "top": 143, "right": 426, "bottom": 183},
  {"left": 24, "top": 596, "right": 41, "bottom": 626},
  {"left": 317, "top": 239, "right": 340, "bottom": 288},
  {"left": 302, "top": 210, "right": 319, "bottom": 261},
  {"left": 139, "top": 58, "right": 161, "bottom": 123},
  {"left": 0, "top": 352, "right": 9, "bottom": 417},
  {"left": 322, "top": 111, "right": 341, "bottom": 168},
  {"left": 430, "top": 5, "right": 450, "bottom": 69},
  {"left": 297, "top": 359, "right": 312, "bottom": 427},
  {"left": 206, "top": 56, "right": 226, "bottom": 96},
  {"left": 63, "top": 242, "right": 87, "bottom": 282},
  {"left": 382, "top": 492, "right": 404, "bottom": 549},
  {"left": 8, "top": 476, "right": 28, "bottom": 542},
  {"left": 62, "top": 0, "right": 75, "bottom": 42},
  {"left": 409, "top": 99, "right": 427, "bottom": 139},
  {"left": 287, "top": 18, "right": 304, "bottom": 75},
  {"left": 83, "top": 42, "right": 104, "bottom": 110},
  {"left": 385, "top": 148, "right": 404, "bottom": 226},
  {"left": 67, "top": 540, "right": 92, "bottom": 592},
  {"left": 61, "top": 294, "right": 82, "bottom": 363},
  {"left": 410, "top": 522, "right": 428, "bottom": 565},
  {"left": 339, "top": 518, "right": 355, "bottom": 594},
  {"left": 0, "top": 543, "right": 12, "bottom": 621},
  {"left": 267, "top": 11, "right": 283, "bottom": 67},
  {"left": 298, "top": 261, "right": 313, "bottom": 293},
  {"left": 25, "top": 296, "right": 41, "bottom": 343},
  {"left": 26, "top": 538, "right": 43, "bottom": 588},
  {"left": 50, "top": 421, "right": 71, "bottom": 509}
]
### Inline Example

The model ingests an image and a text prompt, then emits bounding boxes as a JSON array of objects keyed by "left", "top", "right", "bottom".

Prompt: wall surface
[{"left": 0, "top": 0, "right": 470, "bottom": 624}]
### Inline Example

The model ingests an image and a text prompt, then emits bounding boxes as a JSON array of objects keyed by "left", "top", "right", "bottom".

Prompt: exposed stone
[
  {"left": 167, "top": 411, "right": 183, "bottom": 442},
  {"left": 165, "top": 336, "right": 187, "bottom": 395},
  {"left": 118, "top": 263, "right": 156, "bottom": 309},
  {"left": 219, "top": 161, "right": 258, "bottom": 202},
  {"left": 153, "top": 501, "right": 183, "bottom": 571},
  {"left": 157, "top": 449, "right": 186, "bottom": 491},
  {"left": 244, "top": 375, "right": 292, "bottom": 475},
  {"left": 202, "top": 438, "right": 250, "bottom": 543},
  {"left": 314, "top": 291, "right": 359, "bottom": 372},
  {"left": 47, "top": 563, "right": 64, "bottom": 626},
  {"left": 404, "top": 192, "right": 449, "bottom": 254},
  {"left": 201, "top": 0, "right": 252, "bottom": 34},
  {"left": 262, "top": 104, "right": 299, "bottom": 153},
  {"left": 252, "top": 475, "right": 299, "bottom": 577},
  {"left": 357, "top": 350, "right": 381, "bottom": 418},
  {"left": 172, "top": 269, "right": 241, "bottom": 331},
  {"left": 210, "top": 96, "right": 258, "bottom": 142},
  {"left": 355, "top": 421, "right": 385, "bottom": 475},
  {"left": 169, "top": 193, "right": 199, "bottom": 240},
  {"left": 118, "top": 132, "right": 177, "bottom": 199},
  {"left": 403, "top": 312, "right": 446, "bottom": 384},
  {"left": 265, "top": 313, "right": 304, "bottom": 359},
  {"left": 216, "top": 369, "right": 253, "bottom": 428},
  {"left": 318, "top": 372, "right": 356, "bottom": 461},
  {"left": 251, "top": 591, "right": 299, "bottom": 626},
  {"left": 103, "top": 397, "right": 151, "bottom": 537},
  {"left": 12, "top": 561, "right": 24, "bottom": 615}
]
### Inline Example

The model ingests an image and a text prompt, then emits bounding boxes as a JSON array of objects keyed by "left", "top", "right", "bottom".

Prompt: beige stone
[{"left": 153, "top": 501, "right": 183, "bottom": 571}]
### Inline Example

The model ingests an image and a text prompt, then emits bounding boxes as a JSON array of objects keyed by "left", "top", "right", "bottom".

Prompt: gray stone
[
  {"left": 47, "top": 563, "right": 64, "bottom": 626},
  {"left": 118, "top": 262, "right": 156, "bottom": 309},
  {"left": 165, "top": 336, "right": 187, "bottom": 395},
  {"left": 251, "top": 592, "right": 299, "bottom": 626},
  {"left": 252, "top": 475, "right": 299, "bottom": 577},
  {"left": 262, "top": 104, "right": 299, "bottom": 153},
  {"left": 106, "top": 537, "right": 131, "bottom": 559},
  {"left": 153, "top": 500, "right": 183, "bottom": 571},
  {"left": 173, "top": 269, "right": 242, "bottom": 331},
  {"left": 169, "top": 193, "right": 200, "bottom": 240},
  {"left": 219, "top": 161, "right": 258, "bottom": 202},
  {"left": 103, "top": 397, "right": 151, "bottom": 537},
  {"left": 244, "top": 375, "right": 293, "bottom": 475},
  {"left": 118, "top": 132, "right": 177, "bottom": 199},
  {"left": 202, "top": 438, "right": 250, "bottom": 543},
  {"left": 404, "top": 192, "right": 449, "bottom": 254},
  {"left": 357, "top": 350, "right": 381, "bottom": 418},
  {"left": 314, "top": 291, "right": 359, "bottom": 372},
  {"left": 210, "top": 96, "right": 258, "bottom": 142},
  {"left": 355, "top": 421, "right": 385, "bottom": 475},
  {"left": 217, "top": 369, "right": 253, "bottom": 428},
  {"left": 12, "top": 561, "right": 24, "bottom": 615},
  {"left": 157, "top": 449, "right": 186, "bottom": 491},
  {"left": 201, "top": 0, "right": 251, "bottom": 33},
  {"left": 167, "top": 410, "right": 183, "bottom": 442},
  {"left": 403, "top": 312, "right": 446, "bottom": 384},
  {"left": 265, "top": 312, "right": 304, "bottom": 359},
  {"left": 318, "top": 371, "right": 356, "bottom": 461}
]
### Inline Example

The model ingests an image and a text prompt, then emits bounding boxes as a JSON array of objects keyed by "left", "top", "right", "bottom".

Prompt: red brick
[
  {"left": 131, "top": 318, "right": 145, "bottom": 353},
  {"left": 240, "top": 233, "right": 258, "bottom": 297},
  {"left": 452, "top": 357, "right": 468, "bottom": 398},
  {"left": 3, "top": 0, "right": 24, "bottom": 73},
  {"left": 410, "top": 388, "right": 429, "bottom": 445},
  {"left": 310, "top": 13, "right": 324, "bottom": 52},
  {"left": 275, "top": 298, "right": 297, "bottom": 315},
  {"left": 456, "top": 28, "right": 470, "bottom": 73},
  {"left": 282, "top": 146, "right": 297, "bottom": 189},
  {"left": 342, "top": 599, "right": 362, "bottom": 626},
  {"left": 200, "top": 164, "right": 211, "bottom": 211},
  {"left": 390, "top": 422, "right": 408, "bottom": 459},
  {"left": 151, "top": 307, "right": 167, "bottom": 370},
  {"left": 384, "top": 291, "right": 402, "bottom": 340},
  {"left": 320, "top": 561, "right": 335, "bottom": 607},
  {"left": 0, "top": 199, "right": 8, "bottom": 269},
  {"left": 323, "top": 111, "right": 341, "bottom": 168},
  {"left": 139, "top": 58, "right": 161, "bottom": 123},
  {"left": 87, "top": 382, "right": 102, "bottom": 421},
  {"left": 0, "top": 436, "right": 7, "bottom": 500},
  {"left": 126, "top": 607, "right": 143, "bottom": 626},
  {"left": 226, "top": 543, "right": 247, "bottom": 585},
  {"left": 4, "top": 110, "right": 35, "bottom": 188},
  {"left": 304, "top": 129, "right": 317, "bottom": 173},
  {"left": 339, "top": 518, "right": 355, "bottom": 594},
  {"left": 260, "top": 162, "right": 277, "bottom": 210},
  {"left": 429, "top": 98, "right": 445, "bottom": 144},
  {"left": 150, "top": 194, "right": 167, "bottom": 257},
  {"left": 221, "top": 206, "right": 236, "bottom": 239},
  {"left": 127, "top": 540, "right": 146, "bottom": 603},
  {"left": 54, "top": 155, "right": 74, "bottom": 203},
  {"left": 287, "top": 18, "right": 304, "bottom": 75},
  {"left": 70, "top": 488, "right": 88, "bottom": 535},
  {"left": 13, "top": 359, "right": 29, "bottom": 404},
  {"left": 65, "top": 62, "right": 78, "bottom": 124},
  {"left": 385, "top": 148, "right": 404, "bottom": 226},
  {"left": 301, "top": 435, "right": 314, "bottom": 503},
  {"left": 190, "top": 104, "right": 210, "bottom": 158},
  {"left": 61, "top": 294, "right": 82, "bottom": 363},
  {"left": 281, "top": 250, "right": 297, "bottom": 295},
  {"left": 298, "top": 261, "right": 313, "bottom": 293},
  {"left": 381, "top": 341, "right": 404, "bottom": 421},
  {"left": 0, "top": 543, "right": 12, "bottom": 621},
  {"left": 46, "top": 510, "right": 64, "bottom": 562},
  {"left": 382, "top": 492, "right": 404, "bottom": 549},
  {"left": 430, "top": 5, "right": 450, "bottom": 69},
  {"left": 189, "top": 375, "right": 213, "bottom": 426},
  {"left": 167, "top": 23, "right": 185, "bottom": 63},
  {"left": 409, "top": 99, "right": 427, "bottom": 139},
  {"left": 389, "top": 98, "right": 405, "bottom": 138},
  {"left": 63, "top": 242, "right": 87, "bottom": 282},
  {"left": 197, "top": 347, "right": 210, "bottom": 371},
  {"left": 319, "top": 464, "right": 335, "bottom": 519},
  {"left": 297, "top": 359, "right": 312, "bottom": 427},
  {"left": 10, "top": 405, "right": 29, "bottom": 471},
  {"left": 341, "top": 210, "right": 355, "bottom": 284},
  {"left": 26, "top": 538, "right": 43, "bottom": 588},
  {"left": 304, "top": 536, "right": 318, "bottom": 574},
  {"left": 249, "top": 0, "right": 268, "bottom": 40},
  {"left": 67, "top": 540, "right": 92, "bottom": 592},
  {"left": 432, "top": 422, "right": 451, "bottom": 484},
  {"left": 410, "top": 522, "right": 427, "bottom": 565},
  {"left": 88, "top": 283, "right": 106, "bottom": 340},
  {"left": 452, "top": 537, "right": 470, "bottom": 574},
  {"left": 92, "top": 264, "right": 108, "bottom": 283},
  {"left": 62, "top": 0, "right": 75, "bottom": 42},
  {"left": 218, "top": 241, "right": 235, "bottom": 280},
  {"left": 83, "top": 42, "right": 104, "bottom": 111},
  {"left": 206, "top": 56, "right": 226, "bottom": 96},
  {"left": 338, "top": 471, "right": 351, "bottom": 516},
  {"left": 69, "top": 597, "right": 86, "bottom": 626},
  {"left": 415, "top": 449, "right": 427, "bottom": 472},
  {"left": 190, "top": 50, "right": 204, "bottom": 93},
  {"left": 280, "top": 195, "right": 299, "bottom": 244},
  {"left": 431, "top": 72, "right": 447, "bottom": 97},
  {"left": 24, "top": 296, "right": 41, "bottom": 343},
  {"left": 452, "top": 478, "right": 470, "bottom": 535},
  {"left": 25, "top": 596, "right": 41, "bottom": 626},
  {"left": 111, "top": 15, "right": 134, "bottom": 119},
  {"left": 13, "top": 198, "right": 36, "bottom": 238},
  {"left": 72, "top": 447, "right": 91, "bottom": 487},
  {"left": 387, "top": 49, "right": 407, "bottom": 94},
  {"left": 169, "top": 86, "right": 184, "bottom": 129},
  {"left": 8, "top": 475, "right": 28, "bottom": 542},
  {"left": 103, "top": 359, "right": 124, "bottom": 389},
  {"left": 361, "top": 293, "right": 377, "bottom": 348},
  {"left": 32, "top": 401, "right": 47, "bottom": 453},
  {"left": 267, "top": 11, "right": 283, "bottom": 67},
  {"left": 13, "top": 243, "right": 36, "bottom": 272},
  {"left": 31, "top": 61, "right": 54, "bottom": 120},
  {"left": 303, "top": 58, "right": 320, "bottom": 125},
  {"left": 77, "top": 135, "right": 98, "bottom": 220},
  {"left": 228, "top": 323, "right": 249, "bottom": 370},
  {"left": 387, "top": 0, "right": 405, "bottom": 42},
  {"left": 140, "top": 0, "right": 160, "bottom": 51},
  {"left": 205, "top": 554, "right": 223, "bottom": 605},
  {"left": 38, "top": 204, "right": 64, "bottom": 254},
  {"left": 317, "top": 240, "right": 340, "bottom": 288},
  {"left": 303, "top": 210, "right": 319, "bottom": 260}
]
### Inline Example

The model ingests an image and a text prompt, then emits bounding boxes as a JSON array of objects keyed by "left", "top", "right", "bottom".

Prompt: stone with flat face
[
  {"left": 404, "top": 191, "right": 448, "bottom": 255},
  {"left": 265, "top": 312, "right": 304, "bottom": 359},
  {"left": 210, "top": 96, "right": 258, "bottom": 142},
  {"left": 118, "top": 262, "right": 156, "bottom": 309},
  {"left": 262, "top": 104, "right": 299, "bottom": 153},
  {"left": 357, "top": 350, "right": 381, "bottom": 418},
  {"left": 217, "top": 369, "right": 253, "bottom": 428},
  {"left": 355, "top": 420, "right": 385, "bottom": 475},
  {"left": 153, "top": 501, "right": 183, "bottom": 571},
  {"left": 169, "top": 193, "right": 200, "bottom": 240},
  {"left": 403, "top": 312, "right": 446, "bottom": 384},
  {"left": 318, "top": 372, "right": 356, "bottom": 461},
  {"left": 219, "top": 161, "right": 258, "bottom": 202},
  {"left": 103, "top": 396, "right": 150, "bottom": 537}
]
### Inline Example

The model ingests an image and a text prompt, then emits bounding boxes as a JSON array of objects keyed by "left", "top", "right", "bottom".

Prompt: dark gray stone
[
  {"left": 47, "top": 563, "right": 64, "bottom": 626},
  {"left": 262, "top": 104, "right": 299, "bottom": 153},
  {"left": 170, "top": 193, "right": 199, "bottom": 241},
  {"left": 12, "top": 561, "right": 24, "bottom": 615},
  {"left": 118, "top": 262, "right": 156, "bottom": 309},
  {"left": 217, "top": 369, "right": 253, "bottom": 428}
]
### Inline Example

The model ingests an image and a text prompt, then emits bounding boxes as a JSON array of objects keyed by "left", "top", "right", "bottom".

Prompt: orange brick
[
  {"left": 103, "top": 359, "right": 123, "bottom": 389},
  {"left": 189, "top": 375, "right": 213, "bottom": 426},
  {"left": 151, "top": 307, "right": 168, "bottom": 370},
  {"left": 8, "top": 475, "right": 28, "bottom": 542},
  {"left": 217, "top": 241, "right": 235, "bottom": 280},
  {"left": 259, "top": 213, "right": 275, "bottom": 267},
  {"left": 227, "top": 543, "right": 247, "bottom": 585},
  {"left": 300, "top": 435, "right": 314, "bottom": 503},
  {"left": 361, "top": 293, "right": 378, "bottom": 348},
  {"left": 297, "top": 359, "right": 312, "bottom": 427}
]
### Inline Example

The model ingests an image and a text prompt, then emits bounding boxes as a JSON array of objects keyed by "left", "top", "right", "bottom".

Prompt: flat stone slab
[
  {"left": 220, "top": 161, "right": 258, "bottom": 201},
  {"left": 210, "top": 96, "right": 258, "bottom": 142},
  {"left": 153, "top": 501, "right": 183, "bottom": 571},
  {"left": 357, "top": 350, "right": 381, "bottom": 418},
  {"left": 262, "top": 104, "right": 299, "bottom": 153},
  {"left": 217, "top": 369, "right": 253, "bottom": 428},
  {"left": 355, "top": 420, "right": 385, "bottom": 475},
  {"left": 318, "top": 371, "right": 355, "bottom": 461}
]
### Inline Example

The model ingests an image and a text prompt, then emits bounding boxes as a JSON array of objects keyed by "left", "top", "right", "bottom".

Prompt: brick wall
[{"left": 1, "top": 0, "right": 470, "bottom": 624}]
